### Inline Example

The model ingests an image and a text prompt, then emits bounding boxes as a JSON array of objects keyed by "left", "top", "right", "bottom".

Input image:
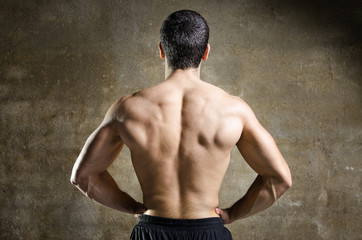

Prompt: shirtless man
[{"left": 71, "top": 10, "right": 292, "bottom": 239}]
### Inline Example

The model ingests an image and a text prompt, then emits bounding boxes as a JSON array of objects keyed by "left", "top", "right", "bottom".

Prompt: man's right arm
[
  {"left": 216, "top": 102, "right": 292, "bottom": 223},
  {"left": 70, "top": 98, "right": 146, "bottom": 216}
]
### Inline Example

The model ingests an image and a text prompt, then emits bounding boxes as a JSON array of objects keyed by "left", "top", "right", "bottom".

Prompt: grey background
[{"left": 1, "top": 0, "right": 361, "bottom": 239}]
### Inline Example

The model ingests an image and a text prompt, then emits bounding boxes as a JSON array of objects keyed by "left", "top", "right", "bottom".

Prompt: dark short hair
[{"left": 160, "top": 10, "right": 209, "bottom": 70}]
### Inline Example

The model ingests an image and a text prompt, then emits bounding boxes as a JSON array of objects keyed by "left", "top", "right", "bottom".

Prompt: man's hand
[
  {"left": 134, "top": 202, "right": 147, "bottom": 218},
  {"left": 215, "top": 207, "right": 232, "bottom": 224}
]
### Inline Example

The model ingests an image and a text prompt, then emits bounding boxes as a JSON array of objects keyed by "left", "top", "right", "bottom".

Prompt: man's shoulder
[
  {"left": 112, "top": 89, "right": 162, "bottom": 121},
  {"left": 200, "top": 81, "right": 245, "bottom": 102},
  {"left": 208, "top": 86, "right": 249, "bottom": 110},
  {"left": 213, "top": 90, "right": 256, "bottom": 125},
  {"left": 115, "top": 90, "right": 146, "bottom": 106}
]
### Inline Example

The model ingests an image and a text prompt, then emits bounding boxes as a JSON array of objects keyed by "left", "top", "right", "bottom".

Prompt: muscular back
[{"left": 117, "top": 75, "right": 244, "bottom": 219}]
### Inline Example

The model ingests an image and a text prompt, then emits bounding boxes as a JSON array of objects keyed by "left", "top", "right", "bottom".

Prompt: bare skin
[{"left": 71, "top": 44, "right": 292, "bottom": 223}]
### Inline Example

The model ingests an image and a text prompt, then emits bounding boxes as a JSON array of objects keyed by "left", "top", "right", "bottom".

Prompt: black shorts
[{"left": 130, "top": 215, "right": 232, "bottom": 240}]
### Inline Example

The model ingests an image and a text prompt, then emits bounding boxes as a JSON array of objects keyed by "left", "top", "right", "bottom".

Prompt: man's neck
[{"left": 164, "top": 65, "right": 201, "bottom": 80}]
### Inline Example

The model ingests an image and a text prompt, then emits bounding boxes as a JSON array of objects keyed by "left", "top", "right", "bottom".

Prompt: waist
[
  {"left": 143, "top": 193, "right": 220, "bottom": 219},
  {"left": 137, "top": 215, "right": 224, "bottom": 229},
  {"left": 144, "top": 207, "right": 219, "bottom": 219}
]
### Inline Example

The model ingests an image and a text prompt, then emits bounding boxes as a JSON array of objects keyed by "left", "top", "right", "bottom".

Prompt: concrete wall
[{"left": 1, "top": 0, "right": 361, "bottom": 239}]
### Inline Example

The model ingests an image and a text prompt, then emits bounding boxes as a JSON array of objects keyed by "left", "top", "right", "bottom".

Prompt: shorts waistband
[{"left": 138, "top": 215, "right": 223, "bottom": 228}]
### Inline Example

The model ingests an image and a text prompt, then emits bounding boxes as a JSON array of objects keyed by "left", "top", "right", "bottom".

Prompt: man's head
[{"left": 160, "top": 10, "right": 209, "bottom": 70}]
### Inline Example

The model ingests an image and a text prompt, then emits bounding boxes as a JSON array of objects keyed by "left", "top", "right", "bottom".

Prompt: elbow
[
  {"left": 70, "top": 174, "right": 79, "bottom": 186},
  {"left": 283, "top": 169, "right": 292, "bottom": 190},
  {"left": 278, "top": 175, "right": 292, "bottom": 197},
  {"left": 70, "top": 167, "right": 80, "bottom": 186},
  {"left": 70, "top": 169, "right": 89, "bottom": 192},
  {"left": 285, "top": 176, "right": 292, "bottom": 190},
  {"left": 280, "top": 173, "right": 292, "bottom": 190},
  {"left": 271, "top": 175, "right": 292, "bottom": 200},
  {"left": 71, "top": 175, "right": 90, "bottom": 195},
  {"left": 279, "top": 167, "right": 292, "bottom": 191},
  {"left": 70, "top": 175, "right": 81, "bottom": 188}
]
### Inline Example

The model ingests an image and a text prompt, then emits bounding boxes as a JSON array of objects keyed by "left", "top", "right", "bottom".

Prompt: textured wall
[{"left": 1, "top": 0, "right": 361, "bottom": 239}]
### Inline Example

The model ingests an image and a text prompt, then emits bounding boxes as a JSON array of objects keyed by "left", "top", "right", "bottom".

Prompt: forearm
[
  {"left": 228, "top": 174, "right": 290, "bottom": 221},
  {"left": 73, "top": 171, "right": 141, "bottom": 214}
]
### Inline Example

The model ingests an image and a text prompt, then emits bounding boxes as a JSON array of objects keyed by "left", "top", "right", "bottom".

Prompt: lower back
[
  {"left": 142, "top": 187, "right": 221, "bottom": 219},
  {"left": 132, "top": 149, "right": 231, "bottom": 219}
]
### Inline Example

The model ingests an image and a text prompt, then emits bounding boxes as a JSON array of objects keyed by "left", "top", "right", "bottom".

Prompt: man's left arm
[{"left": 70, "top": 102, "right": 145, "bottom": 215}]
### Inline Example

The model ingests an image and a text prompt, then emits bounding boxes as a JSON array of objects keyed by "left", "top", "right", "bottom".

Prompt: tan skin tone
[{"left": 71, "top": 43, "right": 292, "bottom": 223}]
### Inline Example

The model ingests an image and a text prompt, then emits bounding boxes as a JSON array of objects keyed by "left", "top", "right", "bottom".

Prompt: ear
[
  {"left": 202, "top": 43, "right": 210, "bottom": 61},
  {"left": 159, "top": 42, "right": 166, "bottom": 59}
]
